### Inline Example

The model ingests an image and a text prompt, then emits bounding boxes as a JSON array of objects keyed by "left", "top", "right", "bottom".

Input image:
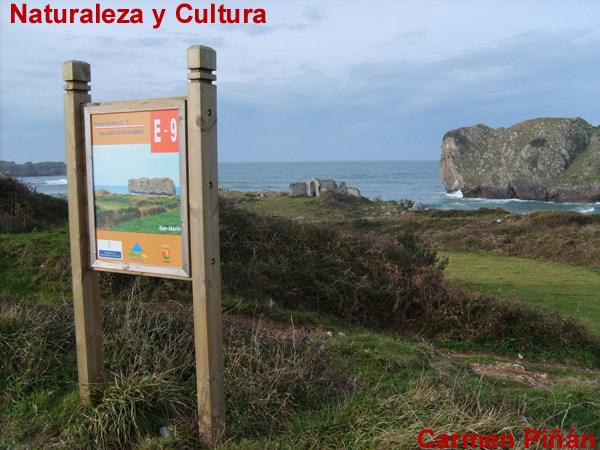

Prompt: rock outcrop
[
  {"left": 128, "top": 177, "right": 176, "bottom": 196},
  {"left": 440, "top": 118, "right": 600, "bottom": 202},
  {"left": 289, "top": 177, "right": 362, "bottom": 198}
]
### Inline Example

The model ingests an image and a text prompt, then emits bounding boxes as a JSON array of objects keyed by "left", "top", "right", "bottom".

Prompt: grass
[
  {"left": 0, "top": 227, "right": 71, "bottom": 301},
  {"left": 557, "top": 133, "right": 600, "bottom": 186},
  {"left": 2, "top": 300, "right": 599, "bottom": 449},
  {"left": 226, "top": 192, "right": 600, "bottom": 269},
  {"left": 95, "top": 193, "right": 179, "bottom": 211},
  {"left": 3, "top": 180, "right": 600, "bottom": 448},
  {"left": 111, "top": 206, "right": 182, "bottom": 234},
  {"left": 442, "top": 250, "right": 600, "bottom": 335},
  {"left": 0, "top": 300, "right": 352, "bottom": 448},
  {"left": 222, "top": 190, "right": 403, "bottom": 223},
  {"left": 94, "top": 192, "right": 181, "bottom": 234}
]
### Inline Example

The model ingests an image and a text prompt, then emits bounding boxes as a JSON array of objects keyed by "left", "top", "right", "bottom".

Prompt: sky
[
  {"left": 92, "top": 144, "right": 181, "bottom": 187},
  {"left": 1, "top": 0, "right": 600, "bottom": 163}
]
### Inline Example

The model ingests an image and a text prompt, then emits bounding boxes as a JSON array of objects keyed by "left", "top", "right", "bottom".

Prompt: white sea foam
[
  {"left": 445, "top": 190, "right": 463, "bottom": 199},
  {"left": 577, "top": 206, "right": 595, "bottom": 214},
  {"left": 45, "top": 179, "right": 68, "bottom": 185}
]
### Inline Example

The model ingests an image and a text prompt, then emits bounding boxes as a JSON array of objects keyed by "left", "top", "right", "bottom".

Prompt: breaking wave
[
  {"left": 577, "top": 206, "right": 596, "bottom": 214},
  {"left": 44, "top": 179, "right": 67, "bottom": 185},
  {"left": 445, "top": 190, "right": 463, "bottom": 199}
]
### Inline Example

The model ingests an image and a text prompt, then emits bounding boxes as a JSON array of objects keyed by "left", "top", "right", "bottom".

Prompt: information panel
[{"left": 84, "top": 99, "right": 189, "bottom": 278}]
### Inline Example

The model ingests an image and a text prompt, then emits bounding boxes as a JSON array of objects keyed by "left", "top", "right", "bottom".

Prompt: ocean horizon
[{"left": 18, "top": 160, "right": 600, "bottom": 215}]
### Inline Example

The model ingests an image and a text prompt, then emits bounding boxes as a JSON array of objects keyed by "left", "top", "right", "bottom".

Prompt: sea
[{"left": 18, "top": 161, "right": 600, "bottom": 215}]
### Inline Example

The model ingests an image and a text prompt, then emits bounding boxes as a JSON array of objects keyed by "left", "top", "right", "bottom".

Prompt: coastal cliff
[
  {"left": 440, "top": 118, "right": 600, "bottom": 202},
  {"left": 0, "top": 160, "right": 66, "bottom": 177}
]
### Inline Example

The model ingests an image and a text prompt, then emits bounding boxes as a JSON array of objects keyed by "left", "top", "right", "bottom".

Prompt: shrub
[
  {"left": 0, "top": 176, "right": 68, "bottom": 232},
  {"left": 219, "top": 203, "right": 600, "bottom": 360},
  {"left": 220, "top": 200, "right": 447, "bottom": 330}
]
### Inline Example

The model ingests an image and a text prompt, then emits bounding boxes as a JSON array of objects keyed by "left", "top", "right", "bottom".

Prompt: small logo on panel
[
  {"left": 129, "top": 243, "right": 147, "bottom": 259},
  {"left": 161, "top": 245, "right": 171, "bottom": 262},
  {"left": 97, "top": 239, "right": 123, "bottom": 260}
]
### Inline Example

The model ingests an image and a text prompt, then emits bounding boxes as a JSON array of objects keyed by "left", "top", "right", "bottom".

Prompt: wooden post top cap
[
  {"left": 187, "top": 46, "right": 216, "bottom": 71},
  {"left": 62, "top": 61, "right": 91, "bottom": 82}
]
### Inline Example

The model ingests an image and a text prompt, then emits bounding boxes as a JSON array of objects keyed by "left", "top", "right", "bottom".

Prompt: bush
[
  {"left": 0, "top": 176, "right": 68, "bottom": 232},
  {"left": 426, "top": 286, "right": 600, "bottom": 360},
  {"left": 220, "top": 203, "right": 600, "bottom": 360},
  {"left": 220, "top": 200, "right": 447, "bottom": 330}
]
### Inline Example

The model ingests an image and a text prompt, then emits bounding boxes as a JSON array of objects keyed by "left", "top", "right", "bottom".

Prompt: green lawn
[{"left": 442, "top": 250, "right": 600, "bottom": 334}]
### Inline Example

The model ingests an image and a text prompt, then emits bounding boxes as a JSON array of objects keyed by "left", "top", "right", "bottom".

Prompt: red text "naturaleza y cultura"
[{"left": 9, "top": 3, "right": 267, "bottom": 29}]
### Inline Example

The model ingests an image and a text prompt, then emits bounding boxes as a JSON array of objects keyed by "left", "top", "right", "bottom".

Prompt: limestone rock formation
[
  {"left": 440, "top": 118, "right": 600, "bottom": 202},
  {"left": 128, "top": 177, "right": 176, "bottom": 196},
  {"left": 289, "top": 177, "right": 362, "bottom": 198}
]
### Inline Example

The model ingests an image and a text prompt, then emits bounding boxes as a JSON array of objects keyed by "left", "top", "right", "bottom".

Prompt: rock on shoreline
[
  {"left": 128, "top": 177, "right": 176, "bottom": 196},
  {"left": 289, "top": 177, "right": 362, "bottom": 198},
  {"left": 440, "top": 118, "right": 600, "bottom": 202}
]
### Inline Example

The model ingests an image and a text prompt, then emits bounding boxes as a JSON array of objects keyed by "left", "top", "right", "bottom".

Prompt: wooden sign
[
  {"left": 84, "top": 100, "right": 190, "bottom": 278},
  {"left": 63, "top": 46, "right": 225, "bottom": 447}
]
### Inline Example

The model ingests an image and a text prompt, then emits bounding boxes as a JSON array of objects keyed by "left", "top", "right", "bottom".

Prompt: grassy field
[
  {"left": 442, "top": 251, "right": 600, "bottom": 335},
  {"left": 94, "top": 192, "right": 181, "bottom": 234},
  {"left": 110, "top": 207, "right": 182, "bottom": 234}
]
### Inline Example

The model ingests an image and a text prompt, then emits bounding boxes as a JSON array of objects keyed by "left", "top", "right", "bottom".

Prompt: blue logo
[{"left": 129, "top": 243, "right": 146, "bottom": 259}]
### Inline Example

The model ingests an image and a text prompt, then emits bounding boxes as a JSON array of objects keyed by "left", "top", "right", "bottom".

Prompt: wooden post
[
  {"left": 63, "top": 61, "right": 103, "bottom": 402},
  {"left": 187, "top": 46, "right": 225, "bottom": 445}
]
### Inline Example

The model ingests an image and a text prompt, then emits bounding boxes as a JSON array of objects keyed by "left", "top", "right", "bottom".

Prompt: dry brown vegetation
[
  {"left": 365, "top": 208, "right": 600, "bottom": 268},
  {"left": 0, "top": 300, "right": 350, "bottom": 448},
  {"left": 219, "top": 202, "right": 600, "bottom": 360}
]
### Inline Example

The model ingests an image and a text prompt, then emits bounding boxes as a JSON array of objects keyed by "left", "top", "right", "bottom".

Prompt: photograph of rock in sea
[{"left": 91, "top": 144, "right": 183, "bottom": 235}]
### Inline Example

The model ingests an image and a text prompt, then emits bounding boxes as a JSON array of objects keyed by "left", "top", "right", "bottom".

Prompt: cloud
[
  {"left": 216, "top": 29, "right": 600, "bottom": 162},
  {"left": 1, "top": 1, "right": 600, "bottom": 162}
]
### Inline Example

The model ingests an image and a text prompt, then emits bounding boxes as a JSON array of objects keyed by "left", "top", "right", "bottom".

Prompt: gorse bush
[
  {"left": 95, "top": 206, "right": 141, "bottom": 228},
  {"left": 411, "top": 209, "right": 600, "bottom": 268}
]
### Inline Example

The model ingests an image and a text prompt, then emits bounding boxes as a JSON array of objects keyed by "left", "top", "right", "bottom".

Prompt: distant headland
[
  {"left": 440, "top": 117, "right": 600, "bottom": 203},
  {"left": 0, "top": 160, "right": 66, "bottom": 177}
]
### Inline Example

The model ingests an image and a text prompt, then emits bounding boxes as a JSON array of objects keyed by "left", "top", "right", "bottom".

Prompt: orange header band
[{"left": 92, "top": 111, "right": 150, "bottom": 146}]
